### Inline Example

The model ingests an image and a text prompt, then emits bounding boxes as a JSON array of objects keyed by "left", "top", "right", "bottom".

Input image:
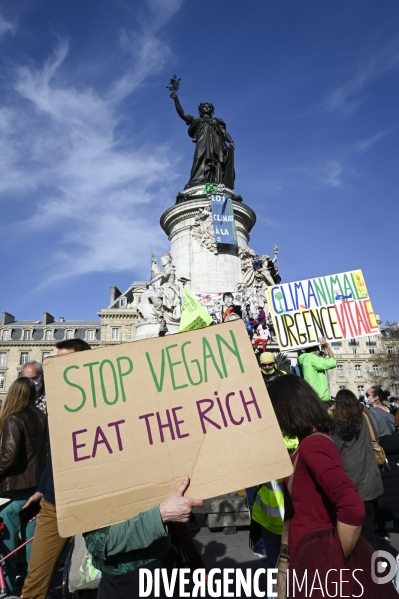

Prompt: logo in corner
[{"left": 371, "top": 550, "right": 397, "bottom": 585}]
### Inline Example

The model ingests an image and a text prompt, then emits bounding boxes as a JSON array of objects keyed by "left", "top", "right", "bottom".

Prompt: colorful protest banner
[
  {"left": 179, "top": 287, "right": 213, "bottom": 332},
  {"left": 44, "top": 319, "right": 292, "bottom": 537},
  {"left": 211, "top": 193, "right": 238, "bottom": 245},
  {"left": 267, "top": 269, "right": 379, "bottom": 351}
]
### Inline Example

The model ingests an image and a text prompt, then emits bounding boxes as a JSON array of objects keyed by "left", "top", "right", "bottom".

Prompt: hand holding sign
[
  {"left": 319, "top": 336, "right": 328, "bottom": 347},
  {"left": 159, "top": 476, "right": 203, "bottom": 523}
]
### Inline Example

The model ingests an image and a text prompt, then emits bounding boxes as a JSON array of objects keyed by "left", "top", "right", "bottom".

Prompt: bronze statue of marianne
[{"left": 167, "top": 75, "right": 235, "bottom": 190}]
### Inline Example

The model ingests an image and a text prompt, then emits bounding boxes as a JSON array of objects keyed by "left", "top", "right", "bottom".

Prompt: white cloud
[
  {"left": 0, "top": 0, "right": 184, "bottom": 285},
  {"left": 324, "top": 38, "right": 399, "bottom": 115},
  {"left": 353, "top": 129, "right": 391, "bottom": 153},
  {"left": 281, "top": 160, "right": 348, "bottom": 191},
  {"left": 0, "top": 14, "right": 14, "bottom": 38}
]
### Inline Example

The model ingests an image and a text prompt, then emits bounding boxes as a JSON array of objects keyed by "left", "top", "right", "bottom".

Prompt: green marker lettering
[
  {"left": 146, "top": 350, "right": 165, "bottom": 392},
  {"left": 202, "top": 338, "right": 224, "bottom": 383},
  {"left": 83, "top": 361, "right": 100, "bottom": 408},
  {"left": 116, "top": 356, "right": 133, "bottom": 402},
  {"left": 313, "top": 279, "right": 328, "bottom": 306},
  {"left": 216, "top": 330, "right": 245, "bottom": 377},
  {"left": 166, "top": 344, "right": 188, "bottom": 390},
  {"left": 99, "top": 359, "right": 119, "bottom": 405},
  {"left": 181, "top": 341, "right": 203, "bottom": 386},
  {"left": 63, "top": 365, "right": 86, "bottom": 413}
]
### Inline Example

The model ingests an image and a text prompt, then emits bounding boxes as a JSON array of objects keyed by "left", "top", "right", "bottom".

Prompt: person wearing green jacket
[
  {"left": 298, "top": 337, "right": 337, "bottom": 401},
  {"left": 84, "top": 476, "right": 202, "bottom": 598}
]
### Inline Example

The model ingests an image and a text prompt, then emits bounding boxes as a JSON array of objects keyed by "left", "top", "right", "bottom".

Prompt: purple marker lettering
[
  {"left": 196, "top": 399, "right": 221, "bottom": 434},
  {"left": 225, "top": 392, "right": 244, "bottom": 425},
  {"left": 92, "top": 426, "right": 113, "bottom": 458},
  {"left": 240, "top": 387, "right": 262, "bottom": 422},
  {"left": 108, "top": 420, "right": 126, "bottom": 451},
  {"left": 171, "top": 407, "right": 189, "bottom": 439},
  {"left": 139, "top": 413, "right": 155, "bottom": 445},
  {"left": 156, "top": 410, "right": 175, "bottom": 443},
  {"left": 72, "top": 429, "right": 90, "bottom": 462}
]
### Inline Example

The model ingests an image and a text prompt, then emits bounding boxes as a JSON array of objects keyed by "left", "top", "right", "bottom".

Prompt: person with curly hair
[{"left": 331, "top": 389, "right": 383, "bottom": 547}]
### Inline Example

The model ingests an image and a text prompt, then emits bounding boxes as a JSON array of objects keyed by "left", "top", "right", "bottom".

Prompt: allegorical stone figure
[
  {"left": 167, "top": 75, "right": 235, "bottom": 189},
  {"left": 138, "top": 252, "right": 182, "bottom": 323}
]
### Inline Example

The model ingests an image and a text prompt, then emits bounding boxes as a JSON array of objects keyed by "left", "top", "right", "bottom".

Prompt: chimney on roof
[
  {"left": 110, "top": 286, "right": 122, "bottom": 304},
  {"left": 43, "top": 312, "right": 55, "bottom": 325},
  {"left": 59, "top": 316, "right": 65, "bottom": 322},
  {"left": 1, "top": 312, "right": 15, "bottom": 325}
]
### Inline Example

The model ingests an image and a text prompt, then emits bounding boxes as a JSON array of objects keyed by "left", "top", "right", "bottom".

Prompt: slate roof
[{"left": 9, "top": 320, "right": 100, "bottom": 327}]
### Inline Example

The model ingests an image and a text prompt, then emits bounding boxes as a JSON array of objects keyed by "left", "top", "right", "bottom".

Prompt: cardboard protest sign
[
  {"left": 267, "top": 269, "right": 378, "bottom": 351},
  {"left": 179, "top": 288, "right": 213, "bottom": 332},
  {"left": 44, "top": 319, "right": 292, "bottom": 537}
]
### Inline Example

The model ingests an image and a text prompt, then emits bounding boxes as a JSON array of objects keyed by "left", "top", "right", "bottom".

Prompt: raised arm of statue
[{"left": 171, "top": 94, "right": 194, "bottom": 125}]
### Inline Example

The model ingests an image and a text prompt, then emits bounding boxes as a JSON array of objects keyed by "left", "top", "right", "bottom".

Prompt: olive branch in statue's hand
[{"left": 167, "top": 74, "right": 181, "bottom": 98}]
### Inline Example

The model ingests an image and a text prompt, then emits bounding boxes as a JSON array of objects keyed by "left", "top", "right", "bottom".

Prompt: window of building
[
  {"left": 0, "top": 353, "right": 6, "bottom": 366},
  {"left": 2, "top": 330, "right": 10, "bottom": 341},
  {"left": 331, "top": 342, "right": 341, "bottom": 354},
  {"left": 366, "top": 336, "right": 377, "bottom": 347},
  {"left": 339, "top": 385, "right": 346, "bottom": 390},
  {"left": 0, "top": 373, "right": 5, "bottom": 390},
  {"left": 119, "top": 297, "right": 127, "bottom": 308},
  {"left": 337, "top": 364, "right": 344, "bottom": 378},
  {"left": 87, "top": 330, "right": 95, "bottom": 341},
  {"left": 44, "top": 330, "right": 53, "bottom": 341},
  {"left": 66, "top": 330, "right": 74, "bottom": 339},
  {"left": 369, "top": 349, "right": 375, "bottom": 354},
  {"left": 357, "top": 385, "right": 365, "bottom": 397},
  {"left": 352, "top": 348, "right": 357, "bottom": 354},
  {"left": 23, "top": 330, "right": 31, "bottom": 341},
  {"left": 355, "top": 364, "right": 362, "bottom": 378},
  {"left": 388, "top": 346, "right": 394, "bottom": 355},
  {"left": 20, "top": 352, "right": 29, "bottom": 365},
  {"left": 349, "top": 338, "right": 359, "bottom": 346},
  {"left": 42, "top": 352, "right": 51, "bottom": 361},
  {"left": 373, "top": 364, "right": 379, "bottom": 376},
  {"left": 112, "top": 328, "right": 120, "bottom": 340}
]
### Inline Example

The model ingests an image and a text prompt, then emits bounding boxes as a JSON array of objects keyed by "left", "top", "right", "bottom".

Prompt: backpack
[{"left": 291, "top": 363, "right": 303, "bottom": 377}]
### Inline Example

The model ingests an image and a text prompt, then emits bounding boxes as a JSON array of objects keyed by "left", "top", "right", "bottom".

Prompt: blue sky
[{"left": 1, "top": 0, "right": 398, "bottom": 322}]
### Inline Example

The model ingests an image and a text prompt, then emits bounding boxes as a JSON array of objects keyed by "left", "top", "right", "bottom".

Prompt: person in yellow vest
[{"left": 252, "top": 436, "right": 298, "bottom": 572}]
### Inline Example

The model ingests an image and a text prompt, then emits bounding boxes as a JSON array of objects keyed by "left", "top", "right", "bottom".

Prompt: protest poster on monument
[
  {"left": 267, "top": 269, "right": 378, "bottom": 351},
  {"left": 44, "top": 319, "right": 292, "bottom": 537},
  {"left": 211, "top": 193, "right": 238, "bottom": 245},
  {"left": 195, "top": 289, "right": 259, "bottom": 323}
]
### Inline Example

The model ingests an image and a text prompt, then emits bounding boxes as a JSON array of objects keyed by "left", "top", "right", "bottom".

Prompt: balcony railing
[
  {"left": 348, "top": 340, "right": 359, "bottom": 346},
  {"left": 366, "top": 341, "right": 377, "bottom": 346}
]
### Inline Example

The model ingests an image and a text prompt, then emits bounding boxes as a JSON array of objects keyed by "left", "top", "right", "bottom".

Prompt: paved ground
[{"left": 46, "top": 516, "right": 399, "bottom": 597}]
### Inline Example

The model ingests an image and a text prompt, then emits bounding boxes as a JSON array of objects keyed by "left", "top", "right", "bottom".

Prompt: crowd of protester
[{"left": 0, "top": 325, "right": 399, "bottom": 597}]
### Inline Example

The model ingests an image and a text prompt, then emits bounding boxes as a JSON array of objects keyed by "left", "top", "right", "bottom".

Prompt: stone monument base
[{"left": 133, "top": 320, "right": 180, "bottom": 341}]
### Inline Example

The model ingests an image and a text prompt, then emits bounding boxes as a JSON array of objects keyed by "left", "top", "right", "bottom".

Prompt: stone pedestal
[
  {"left": 160, "top": 190, "right": 256, "bottom": 293},
  {"left": 134, "top": 320, "right": 180, "bottom": 340}
]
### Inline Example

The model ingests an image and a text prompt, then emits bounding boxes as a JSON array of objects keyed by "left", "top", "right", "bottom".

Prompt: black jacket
[
  {"left": 0, "top": 406, "right": 46, "bottom": 493},
  {"left": 262, "top": 369, "right": 286, "bottom": 387}
]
